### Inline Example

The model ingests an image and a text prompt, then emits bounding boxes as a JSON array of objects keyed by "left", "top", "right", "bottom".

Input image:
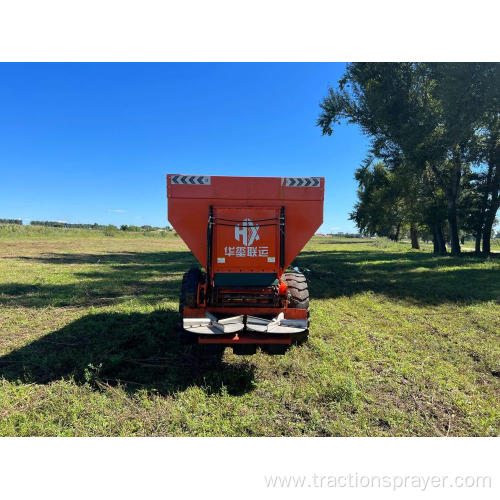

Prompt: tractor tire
[
  {"left": 282, "top": 271, "right": 309, "bottom": 346},
  {"left": 178, "top": 269, "right": 222, "bottom": 362},
  {"left": 178, "top": 267, "right": 201, "bottom": 345},
  {"left": 282, "top": 272, "right": 309, "bottom": 310},
  {"left": 179, "top": 267, "right": 201, "bottom": 313}
]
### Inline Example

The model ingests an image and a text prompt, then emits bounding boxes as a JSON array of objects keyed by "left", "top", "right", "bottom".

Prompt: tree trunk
[
  {"left": 433, "top": 221, "right": 447, "bottom": 255},
  {"left": 432, "top": 227, "right": 439, "bottom": 254},
  {"left": 483, "top": 196, "right": 499, "bottom": 255},
  {"left": 447, "top": 156, "right": 462, "bottom": 255},
  {"left": 437, "top": 224, "right": 447, "bottom": 255},
  {"left": 474, "top": 233, "right": 482, "bottom": 254},
  {"left": 394, "top": 222, "right": 401, "bottom": 242},
  {"left": 482, "top": 136, "right": 499, "bottom": 256},
  {"left": 410, "top": 224, "right": 420, "bottom": 249},
  {"left": 447, "top": 199, "right": 461, "bottom": 255},
  {"left": 483, "top": 224, "right": 492, "bottom": 255},
  {"left": 475, "top": 162, "right": 494, "bottom": 255}
]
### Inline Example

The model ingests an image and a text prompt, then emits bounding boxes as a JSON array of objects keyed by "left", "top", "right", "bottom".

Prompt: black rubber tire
[
  {"left": 178, "top": 269, "right": 222, "bottom": 360},
  {"left": 179, "top": 267, "right": 201, "bottom": 313},
  {"left": 282, "top": 271, "right": 309, "bottom": 346},
  {"left": 282, "top": 272, "right": 309, "bottom": 310},
  {"left": 178, "top": 268, "right": 201, "bottom": 345}
]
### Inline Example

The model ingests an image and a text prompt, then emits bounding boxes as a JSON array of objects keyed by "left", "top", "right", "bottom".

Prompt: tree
[
  {"left": 318, "top": 62, "right": 499, "bottom": 255},
  {"left": 350, "top": 161, "right": 405, "bottom": 240},
  {"left": 350, "top": 158, "right": 448, "bottom": 251},
  {"left": 460, "top": 168, "right": 485, "bottom": 253},
  {"left": 480, "top": 117, "right": 499, "bottom": 254},
  {"left": 318, "top": 63, "right": 447, "bottom": 252},
  {"left": 425, "top": 63, "right": 499, "bottom": 255}
]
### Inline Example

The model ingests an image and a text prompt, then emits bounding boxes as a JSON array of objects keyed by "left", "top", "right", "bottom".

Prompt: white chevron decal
[
  {"left": 171, "top": 175, "right": 211, "bottom": 185},
  {"left": 284, "top": 177, "right": 321, "bottom": 187}
]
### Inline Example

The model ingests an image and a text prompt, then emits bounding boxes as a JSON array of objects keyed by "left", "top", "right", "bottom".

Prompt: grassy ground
[{"left": 0, "top": 226, "right": 498, "bottom": 436}]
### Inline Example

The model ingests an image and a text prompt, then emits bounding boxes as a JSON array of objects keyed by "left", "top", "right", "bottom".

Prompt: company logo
[{"left": 234, "top": 218, "right": 260, "bottom": 246}]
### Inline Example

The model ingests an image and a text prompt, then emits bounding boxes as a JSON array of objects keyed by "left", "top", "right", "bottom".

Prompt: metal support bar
[
  {"left": 280, "top": 206, "right": 285, "bottom": 269},
  {"left": 206, "top": 205, "right": 213, "bottom": 280}
]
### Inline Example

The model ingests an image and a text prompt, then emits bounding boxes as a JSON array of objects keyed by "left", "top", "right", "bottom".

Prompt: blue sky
[{"left": 0, "top": 63, "right": 369, "bottom": 233}]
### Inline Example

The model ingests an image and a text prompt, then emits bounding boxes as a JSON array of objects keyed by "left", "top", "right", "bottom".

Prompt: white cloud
[{"left": 108, "top": 209, "right": 127, "bottom": 213}]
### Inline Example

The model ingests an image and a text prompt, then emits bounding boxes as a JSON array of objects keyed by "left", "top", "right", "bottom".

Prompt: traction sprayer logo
[
  {"left": 223, "top": 217, "right": 270, "bottom": 260},
  {"left": 234, "top": 218, "right": 260, "bottom": 246}
]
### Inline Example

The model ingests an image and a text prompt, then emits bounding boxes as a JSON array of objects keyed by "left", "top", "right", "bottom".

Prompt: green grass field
[{"left": 0, "top": 226, "right": 499, "bottom": 436}]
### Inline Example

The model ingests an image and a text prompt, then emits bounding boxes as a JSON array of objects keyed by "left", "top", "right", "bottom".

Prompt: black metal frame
[
  {"left": 280, "top": 206, "right": 285, "bottom": 269},
  {"left": 206, "top": 205, "right": 214, "bottom": 279},
  {"left": 206, "top": 205, "right": 286, "bottom": 307}
]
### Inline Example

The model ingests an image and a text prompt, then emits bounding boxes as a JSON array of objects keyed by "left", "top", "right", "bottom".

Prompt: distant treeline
[
  {"left": 29, "top": 221, "right": 170, "bottom": 231},
  {"left": 119, "top": 225, "right": 171, "bottom": 232},
  {"left": 328, "top": 232, "right": 363, "bottom": 238},
  {"left": 0, "top": 219, "right": 22, "bottom": 225},
  {"left": 30, "top": 221, "right": 112, "bottom": 229},
  {"left": 0, "top": 219, "right": 172, "bottom": 231}
]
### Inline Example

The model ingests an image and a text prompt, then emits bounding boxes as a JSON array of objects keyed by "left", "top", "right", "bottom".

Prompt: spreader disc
[{"left": 185, "top": 323, "right": 244, "bottom": 335}]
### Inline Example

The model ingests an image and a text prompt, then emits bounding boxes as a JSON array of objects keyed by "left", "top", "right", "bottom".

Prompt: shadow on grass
[
  {"left": 0, "top": 310, "right": 255, "bottom": 396},
  {"left": 2, "top": 246, "right": 499, "bottom": 309},
  {"left": 7, "top": 250, "right": 193, "bottom": 266},
  {"left": 295, "top": 250, "right": 500, "bottom": 304},
  {"left": 0, "top": 251, "right": 198, "bottom": 308},
  {"left": 1, "top": 244, "right": 498, "bottom": 396},
  {"left": 317, "top": 239, "right": 379, "bottom": 245}
]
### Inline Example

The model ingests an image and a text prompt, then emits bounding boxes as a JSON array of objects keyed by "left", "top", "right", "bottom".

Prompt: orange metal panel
[
  {"left": 213, "top": 207, "right": 280, "bottom": 274},
  {"left": 167, "top": 175, "right": 324, "bottom": 270}
]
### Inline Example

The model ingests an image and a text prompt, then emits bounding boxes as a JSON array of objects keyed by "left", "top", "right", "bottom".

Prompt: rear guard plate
[
  {"left": 183, "top": 313, "right": 307, "bottom": 335},
  {"left": 246, "top": 314, "right": 308, "bottom": 334},
  {"left": 245, "top": 323, "right": 306, "bottom": 334},
  {"left": 184, "top": 323, "right": 244, "bottom": 335},
  {"left": 183, "top": 314, "right": 244, "bottom": 335}
]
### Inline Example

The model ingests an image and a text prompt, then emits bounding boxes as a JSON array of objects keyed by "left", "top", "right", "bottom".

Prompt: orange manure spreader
[{"left": 167, "top": 174, "right": 324, "bottom": 355}]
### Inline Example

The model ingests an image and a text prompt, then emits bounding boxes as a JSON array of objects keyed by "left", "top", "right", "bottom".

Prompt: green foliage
[
  {"left": 351, "top": 161, "right": 405, "bottom": 239},
  {"left": 102, "top": 225, "right": 119, "bottom": 237},
  {"left": 318, "top": 62, "right": 499, "bottom": 255}
]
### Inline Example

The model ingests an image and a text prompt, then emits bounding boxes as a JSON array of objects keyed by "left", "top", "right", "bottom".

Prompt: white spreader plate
[
  {"left": 183, "top": 314, "right": 244, "bottom": 335},
  {"left": 185, "top": 323, "right": 244, "bottom": 335},
  {"left": 245, "top": 323, "right": 306, "bottom": 334},
  {"left": 246, "top": 314, "right": 308, "bottom": 334},
  {"left": 183, "top": 313, "right": 307, "bottom": 335}
]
